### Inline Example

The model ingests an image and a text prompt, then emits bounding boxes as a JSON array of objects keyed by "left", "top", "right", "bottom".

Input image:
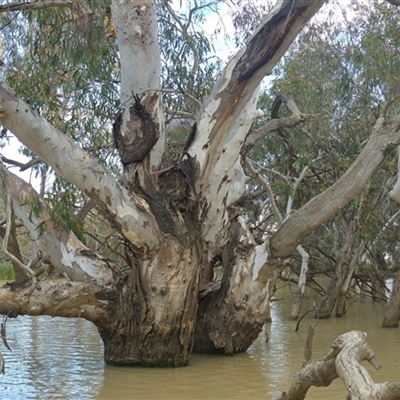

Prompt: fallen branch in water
[{"left": 276, "top": 326, "right": 400, "bottom": 400}]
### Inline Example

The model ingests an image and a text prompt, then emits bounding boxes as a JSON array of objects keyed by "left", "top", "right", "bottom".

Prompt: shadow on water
[{"left": 0, "top": 286, "right": 400, "bottom": 399}]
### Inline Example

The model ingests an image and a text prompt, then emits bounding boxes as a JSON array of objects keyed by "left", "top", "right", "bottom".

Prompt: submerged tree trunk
[
  {"left": 316, "top": 218, "right": 357, "bottom": 319},
  {"left": 290, "top": 245, "right": 310, "bottom": 320},
  {"left": 382, "top": 269, "right": 400, "bottom": 328},
  {"left": 336, "top": 242, "right": 365, "bottom": 317}
]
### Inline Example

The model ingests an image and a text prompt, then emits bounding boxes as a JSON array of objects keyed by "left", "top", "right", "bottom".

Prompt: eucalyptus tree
[
  {"left": 0, "top": 0, "right": 400, "bottom": 369},
  {"left": 247, "top": 0, "right": 400, "bottom": 319}
]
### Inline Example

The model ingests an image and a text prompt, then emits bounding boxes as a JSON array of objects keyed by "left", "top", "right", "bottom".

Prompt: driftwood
[{"left": 276, "top": 326, "right": 400, "bottom": 400}]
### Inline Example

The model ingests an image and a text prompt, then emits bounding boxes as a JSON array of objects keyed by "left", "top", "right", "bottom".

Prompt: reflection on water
[
  {"left": 0, "top": 316, "right": 104, "bottom": 399},
  {"left": 0, "top": 287, "right": 400, "bottom": 399}
]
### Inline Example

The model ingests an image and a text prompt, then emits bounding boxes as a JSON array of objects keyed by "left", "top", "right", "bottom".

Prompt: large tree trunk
[
  {"left": 98, "top": 243, "right": 200, "bottom": 367},
  {"left": 193, "top": 218, "right": 283, "bottom": 354}
]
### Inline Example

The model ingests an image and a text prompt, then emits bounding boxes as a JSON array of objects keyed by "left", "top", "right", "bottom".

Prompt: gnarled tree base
[{"left": 277, "top": 327, "right": 400, "bottom": 400}]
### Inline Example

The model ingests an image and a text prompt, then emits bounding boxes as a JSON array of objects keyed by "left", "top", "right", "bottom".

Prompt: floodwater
[{"left": 1, "top": 286, "right": 400, "bottom": 400}]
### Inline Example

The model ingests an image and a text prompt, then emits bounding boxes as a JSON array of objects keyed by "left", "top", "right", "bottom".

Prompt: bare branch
[
  {"left": 243, "top": 93, "right": 306, "bottom": 155},
  {"left": 1, "top": 154, "right": 41, "bottom": 171},
  {"left": 0, "top": 162, "right": 36, "bottom": 286},
  {"left": 244, "top": 156, "right": 283, "bottom": 224}
]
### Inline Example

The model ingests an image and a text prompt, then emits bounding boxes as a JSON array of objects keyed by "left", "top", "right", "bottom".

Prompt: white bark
[
  {"left": 112, "top": 0, "right": 166, "bottom": 171},
  {"left": 389, "top": 145, "right": 400, "bottom": 203},
  {"left": 186, "top": 0, "right": 326, "bottom": 249},
  {"left": 296, "top": 245, "right": 310, "bottom": 295},
  {"left": 0, "top": 80, "right": 160, "bottom": 253},
  {"left": 198, "top": 89, "right": 262, "bottom": 246}
]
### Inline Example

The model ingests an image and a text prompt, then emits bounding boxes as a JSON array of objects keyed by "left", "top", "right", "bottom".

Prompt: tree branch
[
  {"left": 242, "top": 94, "right": 305, "bottom": 155},
  {"left": 0, "top": 0, "right": 74, "bottom": 13},
  {"left": 0, "top": 162, "right": 36, "bottom": 286},
  {"left": 271, "top": 114, "right": 400, "bottom": 259},
  {"left": 187, "top": 0, "right": 325, "bottom": 248},
  {"left": 276, "top": 330, "right": 400, "bottom": 400},
  {"left": 0, "top": 166, "right": 119, "bottom": 286},
  {"left": 1, "top": 154, "right": 41, "bottom": 171},
  {"left": 0, "top": 80, "right": 160, "bottom": 253},
  {"left": 0, "top": 280, "right": 111, "bottom": 325}
]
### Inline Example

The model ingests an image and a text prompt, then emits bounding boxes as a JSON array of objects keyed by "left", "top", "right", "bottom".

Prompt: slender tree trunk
[
  {"left": 382, "top": 269, "right": 400, "bottom": 328},
  {"left": 316, "top": 218, "right": 357, "bottom": 319},
  {"left": 336, "top": 242, "right": 365, "bottom": 317},
  {"left": 290, "top": 245, "right": 310, "bottom": 319}
]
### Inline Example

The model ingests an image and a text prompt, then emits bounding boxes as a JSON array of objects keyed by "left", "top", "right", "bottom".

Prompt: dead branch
[{"left": 277, "top": 330, "right": 400, "bottom": 400}]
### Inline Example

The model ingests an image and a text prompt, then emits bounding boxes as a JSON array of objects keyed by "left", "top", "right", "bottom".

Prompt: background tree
[{"left": 242, "top": 0, "right": 400, "bottom": 320}]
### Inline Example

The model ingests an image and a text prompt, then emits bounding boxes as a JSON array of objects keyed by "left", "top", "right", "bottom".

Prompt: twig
[{"left": 295, "top": 302, "right": 315, "bottom": 332}]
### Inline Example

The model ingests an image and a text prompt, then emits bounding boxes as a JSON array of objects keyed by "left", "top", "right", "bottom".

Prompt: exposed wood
[
  {"left": 111, "top": 0, "right": 165, "bottom": 174},
  {"left": 335, "top": 331, "right": 400, "bottom": 399},
  {"left": 187, "top": 0, "right": 325, "bottom": 250}
]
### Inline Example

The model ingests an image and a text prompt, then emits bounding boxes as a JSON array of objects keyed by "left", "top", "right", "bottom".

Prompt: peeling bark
[
  {"left": 194, "top": 217, "right": 283, "bottom": 354},
  {"left": 187, "top": 0, "right": 325, "bottom": 251},
  {"left": 0, "top": 80, "right": 160, "bottom": 253},
  {"left": 0, "top": 280, "right": 110, "bottom": 325}
]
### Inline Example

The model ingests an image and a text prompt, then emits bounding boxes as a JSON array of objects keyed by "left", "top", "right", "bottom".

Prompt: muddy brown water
[{"left": 1, "top": 286, "right": 399, "bottom": 399}]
